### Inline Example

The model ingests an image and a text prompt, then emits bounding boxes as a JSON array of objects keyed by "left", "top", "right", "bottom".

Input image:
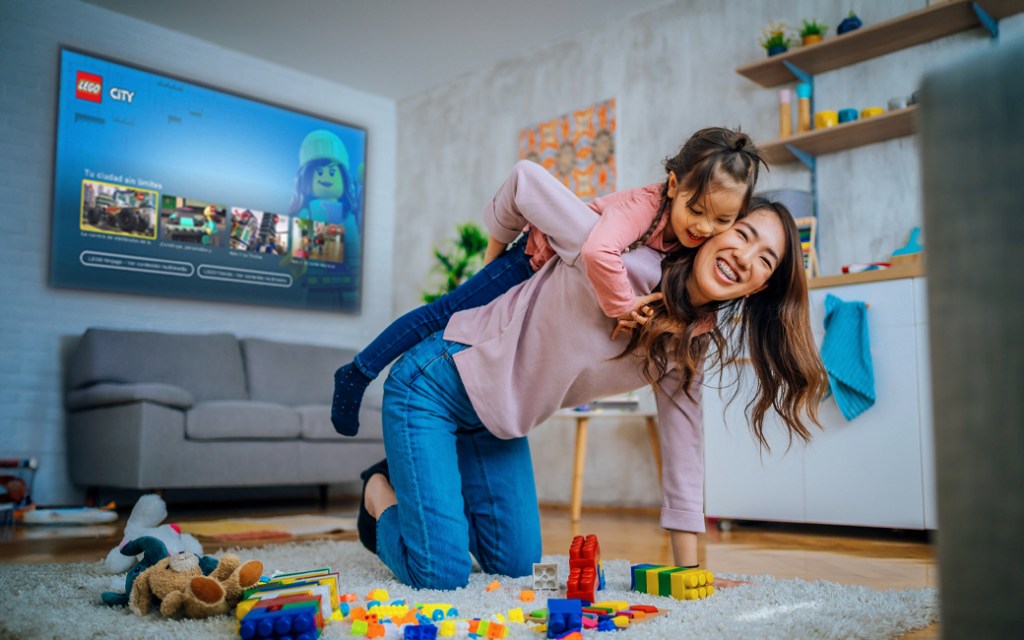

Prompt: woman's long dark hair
[{"left": 620, "top": 197, "right": 829, "bottom": 450}]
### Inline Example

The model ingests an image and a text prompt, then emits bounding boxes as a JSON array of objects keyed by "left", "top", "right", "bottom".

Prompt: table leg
[
  {"left": 571, "top": 417, "right": 589, "bottom": 523},
  {"left": 646, "top": 416, "right": 662, "bottom": 484}
]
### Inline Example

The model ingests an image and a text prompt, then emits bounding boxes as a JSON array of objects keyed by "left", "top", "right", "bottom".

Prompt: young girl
[
  {"left": 359, "top": 189, "right": 828, "bottom": 589},
  {"left": 332, "top": 127, "right": 765, "bottom": 435}
]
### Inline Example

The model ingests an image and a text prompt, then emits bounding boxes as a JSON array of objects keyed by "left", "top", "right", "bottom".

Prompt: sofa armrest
[{"left": 66, "top": 382, "right": 195, "bottom": 411}]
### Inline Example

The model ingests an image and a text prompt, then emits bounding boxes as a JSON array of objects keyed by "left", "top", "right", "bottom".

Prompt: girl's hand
[{"left": 610, "top": 292, "right": 663, "bottom": 340}]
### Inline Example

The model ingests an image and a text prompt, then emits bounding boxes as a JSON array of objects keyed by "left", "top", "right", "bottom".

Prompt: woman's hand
[{"left": 610, "top": 292, "right": 663, "bottom": 340}]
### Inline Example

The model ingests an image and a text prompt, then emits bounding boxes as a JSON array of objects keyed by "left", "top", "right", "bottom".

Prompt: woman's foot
[
  {"left": 332, "top": 362, "right": 373, "bottom": 436},
  {"left": 357, "top": 459, "right": 395, "bottom": 553}
]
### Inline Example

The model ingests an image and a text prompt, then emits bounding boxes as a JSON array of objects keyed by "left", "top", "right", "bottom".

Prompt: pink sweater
[
  {"left": 444, "top": 161, "right": 706, "bottom": 533},
  {"left": 525, "top": 181, "right": 679, "bottom": 317}
]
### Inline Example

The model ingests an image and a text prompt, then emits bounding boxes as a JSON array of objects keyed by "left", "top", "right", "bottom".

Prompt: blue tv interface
[{"left": 50, "top": 49, "right": 367, "bottom": 312}]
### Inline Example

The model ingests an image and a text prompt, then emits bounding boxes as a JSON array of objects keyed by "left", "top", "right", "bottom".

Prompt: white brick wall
[{"left": 0, "top": 0, "right": 397, "bottom": 505}]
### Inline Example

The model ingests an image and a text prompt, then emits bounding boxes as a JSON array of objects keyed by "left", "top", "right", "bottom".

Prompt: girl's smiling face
[
  {"left": 665, "top": 171, "right": 746, "bottom": 249},
  {"left": 686, "top": 206, "right": 786, "bottom": 306}
]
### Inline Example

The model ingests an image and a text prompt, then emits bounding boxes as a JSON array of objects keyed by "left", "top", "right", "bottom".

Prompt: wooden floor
[{"left": 0, "top": 499, "right": 939, "bottom": 638}]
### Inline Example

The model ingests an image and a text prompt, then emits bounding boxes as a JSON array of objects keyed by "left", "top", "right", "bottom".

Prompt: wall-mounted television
[{"left": 50, "top": 48, "right": 367, "bottom": 312}]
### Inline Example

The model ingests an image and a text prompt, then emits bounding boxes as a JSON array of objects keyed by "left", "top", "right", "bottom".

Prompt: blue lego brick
[
  {"left": 239, "top": 602, "right": 320, "bottom": 640},
  {"left": 546, "top": 599, "right": 583, "bottom": 639},
  {"left": 404, "top": 624, "right": 438, "bottom": 639}
]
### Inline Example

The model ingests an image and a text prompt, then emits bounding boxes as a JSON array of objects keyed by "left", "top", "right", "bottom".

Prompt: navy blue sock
[{"left": 331, "top": 362, "right": 372, "bottom": 436}]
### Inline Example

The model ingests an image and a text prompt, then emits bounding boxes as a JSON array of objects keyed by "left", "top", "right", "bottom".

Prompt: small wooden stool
[{"left": 553, "top": 408, "right": 662, "bottom": 523}]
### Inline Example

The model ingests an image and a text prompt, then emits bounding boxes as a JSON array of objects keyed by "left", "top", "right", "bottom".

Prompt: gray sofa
[{"left": 64, "top": 328, "right": 385, "bottom": 501}]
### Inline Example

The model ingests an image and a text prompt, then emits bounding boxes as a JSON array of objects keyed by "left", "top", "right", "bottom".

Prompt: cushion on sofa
[
  {"left": 241, "top": 338, "right": 357, "bottom": 406},
  {"left": 297, "top": 402, "right": 384, "bottom": 441},
  {"left": 67, "top": 328, "right": 248, "bottom": 402},
  {"left": 185, "top": 400, "right": 300, "bottom": 440},
  {"left": 66, "top": 382, "right": 194, "bottom": 411}
]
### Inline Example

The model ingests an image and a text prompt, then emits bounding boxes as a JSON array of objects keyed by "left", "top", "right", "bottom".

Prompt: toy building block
[
  {"left": 568, "top": 534, "right": 605, "bottom": 593},
  {"left": 566, "top": 566, "right": 597, "bottom": 603},
  {"left": 508, "top": 608, "right": 525, "bottom": 623},
  {"left": 519, "top": 589, "right": 535, "bottom": 602},
  {"left": 546, "top": 599, "right": 583, "bottom": 639},
  {"left": 404, "top": 624, "right": 438, "bottom": 639},
  {"left": 366, "top": 588, "right": 390, "bottom": 601},
  {"left": 630, "top": 563, "right": 715, "bottom": 600},
  {"left": 351, "top": 619, "right": 368, "bottom": 635},
  {"left": 239, "top": 601, "right": 321, "bottom": 640},
  {"left": 486, "top": 579, "right": 501, "bottom": 592},
  {"left": 533, "top": 563, "right": 559, "bottom": 590}
]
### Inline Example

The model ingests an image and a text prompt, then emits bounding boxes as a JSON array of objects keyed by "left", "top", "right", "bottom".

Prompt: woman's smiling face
[{"left": 686, "top": 206, "right": 787, "bottom": 306}]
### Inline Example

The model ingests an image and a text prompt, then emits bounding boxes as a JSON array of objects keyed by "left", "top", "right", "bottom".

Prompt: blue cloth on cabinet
[{"left": 821, "top": 293, "right": 875, "bottom": 420}]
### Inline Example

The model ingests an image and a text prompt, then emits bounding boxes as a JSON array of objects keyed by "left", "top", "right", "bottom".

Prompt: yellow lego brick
[
  {"left": 508, "top": 608, "right": 525, "bottom": 623},
  {"left": 591, "top": 601, "right": 628, "bottom": 611},
  {"left": 368, "top": 604, "right": 409, "bottom": 619},
  {"left": 612, "top": 615, "right": 630, "bottom": 628},
  {"left": 669, "top": 568, "right": 715, "bottom": 599},
  {"left": 439, "top": 620, "right": 456, "bottom": 637}
]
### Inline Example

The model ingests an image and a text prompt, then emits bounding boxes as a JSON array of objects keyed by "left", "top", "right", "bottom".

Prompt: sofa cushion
[
  {"left": 298, "top": 402, "right": 384, "bottom": 442},
  {"left": 241, "top": 338, "right": 357, "bottom": 406},
  {"left": 186, "top": 400, "right": 300, "bottom": 440},
  {"left": 66, "top": 382, "right": 194, "bottom": 411},
  {"left": 67, "top": 328, "right": 248, "bottom": 402}
]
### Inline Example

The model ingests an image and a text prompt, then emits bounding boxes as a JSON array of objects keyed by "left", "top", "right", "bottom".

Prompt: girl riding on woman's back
[{"left": 332, "top": 127, "right": 766, "bottom": 435}]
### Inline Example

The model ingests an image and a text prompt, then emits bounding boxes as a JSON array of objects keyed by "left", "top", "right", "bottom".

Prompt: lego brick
[
  {"left": 533, "top": 562, "right": 558, "bottom": 590},
  {"left": 546, "top": 599, "right": 583, "bottom": 639}
]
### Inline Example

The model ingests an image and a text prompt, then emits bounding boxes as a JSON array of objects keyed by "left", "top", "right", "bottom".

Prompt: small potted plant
[
  {"left": 759, "top": 22, "right": 795, "bottom": 57},
  {"left": 799, "top": 19, "right": 828, "bottom": 46}
]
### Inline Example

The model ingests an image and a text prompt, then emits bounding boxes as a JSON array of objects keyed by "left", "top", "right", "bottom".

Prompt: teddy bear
[
  {"left": 105, "top": 493, "right": 204, "bottom": 576},
  {"left": 103, "top": 536, "right": 263, "bottom": 619}
]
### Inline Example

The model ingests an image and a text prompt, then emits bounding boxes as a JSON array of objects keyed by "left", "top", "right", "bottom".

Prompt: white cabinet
[{"left": 704, "top": 276, "right": 935, "bottom": 529}]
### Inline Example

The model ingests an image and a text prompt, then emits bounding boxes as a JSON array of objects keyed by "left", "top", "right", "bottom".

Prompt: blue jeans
[
  {"left": 352, "top": 235, "right": 534, "bottom": 378},
  {"left": 377, "top": 331, "right": 542, "bottom": 590}
]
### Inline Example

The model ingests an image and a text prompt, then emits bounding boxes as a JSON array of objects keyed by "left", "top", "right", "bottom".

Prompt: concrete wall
[
  {"left": 393, "top": 0, "right": 1024, "bottom": 507},
  {"left": 0, "top": 0, "right": 396, "bottom": 505}
]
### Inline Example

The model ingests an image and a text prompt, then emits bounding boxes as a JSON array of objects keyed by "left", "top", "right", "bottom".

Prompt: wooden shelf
[
  {"left": 737, "top": 0, "right": 1024, "bottom": 87},
  {"left": 808, "top": 262, "right": 924, "bottom": 289},
  {"left": 759, "top": 105, "right": 917, "bottom": 164}
]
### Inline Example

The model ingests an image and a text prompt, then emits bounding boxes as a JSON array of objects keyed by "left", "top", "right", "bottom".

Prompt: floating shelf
[
  {"left": 759, "top": 106, "right": 917, "bottom": 165},
  {"left": 737, "top": 0, "right": 1024, "bottom": 87}
]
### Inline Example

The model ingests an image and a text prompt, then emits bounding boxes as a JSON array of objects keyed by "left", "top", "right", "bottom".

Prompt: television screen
[{"left": 50, "top": 48, "right": 367, "bottom": 312}]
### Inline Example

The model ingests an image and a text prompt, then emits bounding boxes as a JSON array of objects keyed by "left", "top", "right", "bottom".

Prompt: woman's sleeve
[
  {"left": 580, "top": 204, "right": 655, "bottom": 317},
  {"left": 652, "top": 369, "right": 706, "bottom": 533},
  {"left": 482, "top": 161, "right": 598, "bottom": 266}
]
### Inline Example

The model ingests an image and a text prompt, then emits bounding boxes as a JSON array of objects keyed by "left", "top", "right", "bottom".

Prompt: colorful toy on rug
[
  {"left": 534, "top": 599, "right": 661, "bottom": 637},
  {"left": 102, "top": 536, "right": 262, "bottom": 619},
  {"left": 105, "top": 493, "right": 204, "bottom": 576},
  {"left": 237, "top": 567, "right": 345, "bottom": 639},
  {"left": 566, "top": 533, "right": 605, "bottom": 603},
  {"left": 630, "top": 563, "right": 715, "bottom": 600}
]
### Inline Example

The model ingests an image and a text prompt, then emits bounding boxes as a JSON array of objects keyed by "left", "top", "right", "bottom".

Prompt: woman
[{"left": 360, "top": 162, "right": 828, "bottom": 590}]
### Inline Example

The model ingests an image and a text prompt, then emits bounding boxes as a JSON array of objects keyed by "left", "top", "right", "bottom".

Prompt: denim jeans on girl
[
  {"left": 377, "top": 331, "right": 542, "bottom": 590},
  {"left": 351, "top": 234, "right": 534, "bottom": 379}
]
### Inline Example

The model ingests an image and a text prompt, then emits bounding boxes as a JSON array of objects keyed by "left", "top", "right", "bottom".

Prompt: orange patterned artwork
[{"left": 518, "top": 98, "right": 616, "bottom": 201}]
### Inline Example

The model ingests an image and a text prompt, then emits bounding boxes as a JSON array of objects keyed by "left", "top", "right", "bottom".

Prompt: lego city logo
[
  {"left": 76, "top": 71, "right": 102, "bottom": 102},
  {"left": 110, "top": 87, "right": 135, "bottom": 104}
]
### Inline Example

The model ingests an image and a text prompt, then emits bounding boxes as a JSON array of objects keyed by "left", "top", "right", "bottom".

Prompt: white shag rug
[{"left": 0, "top": 540, "right": 938, "bottom": 639}]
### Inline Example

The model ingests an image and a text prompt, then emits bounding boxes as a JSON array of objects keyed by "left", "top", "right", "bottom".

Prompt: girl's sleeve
[
  {"left": 580, "top": 200, "right": 657, "bottom": 317},
  {"left": 483, "top": 161, "right": 598, "bottom": 266},
  {"left": 652, "top": 368, "right": 706, "bottom": 534}
]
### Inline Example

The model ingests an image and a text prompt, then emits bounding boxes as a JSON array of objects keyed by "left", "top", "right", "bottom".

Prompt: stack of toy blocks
[
  {"left": 237, "top": 567, "right": 343, "bottom": 639},
  {"left": 566, "top": 534, "right": 605, "bottom": 603},
  {"left": 630, "top": 563, "right": 715, "bottom": 600}
]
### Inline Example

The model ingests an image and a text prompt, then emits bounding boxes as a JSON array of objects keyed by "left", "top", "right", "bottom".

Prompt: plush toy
[
  {"left": 105, "top": 494, "right": 204, "bottom": 575},
  {"left": 102, "top": 536, "right": 263, "bottom": 619}
]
